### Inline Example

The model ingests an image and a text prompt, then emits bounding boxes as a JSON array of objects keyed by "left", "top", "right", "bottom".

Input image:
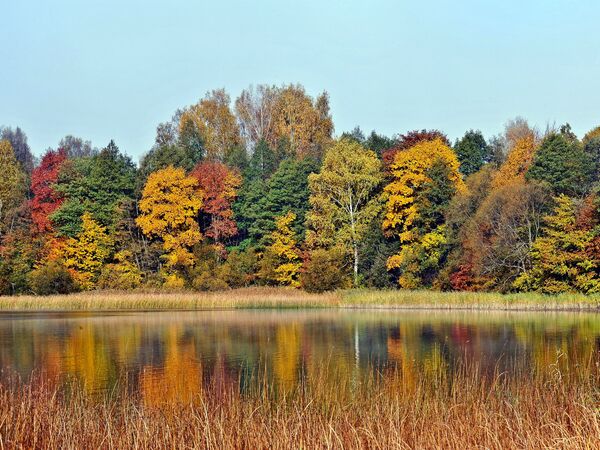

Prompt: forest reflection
[{"left": 0, "top": 310, "right": 599, "bottom": 405}]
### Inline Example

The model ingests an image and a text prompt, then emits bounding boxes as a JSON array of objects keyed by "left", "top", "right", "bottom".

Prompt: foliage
[
  {"left": 191, "top": 161, "right": 241, "bottom": 247},
  {"left": 0, "top": 126, "right": 34, "bottom": 174},
  {"left": 179, "top": 89, "right": 242, "bottom": 162},
  {"left": 492, "top": 133, "right": 537, "bottom": 189},
  {"left": 219, "top": 247, "right": 260, "bottom": 288},
  {"left": 300, "top": 247, "right": 350, "bottom": 292},
  {"left": 306, "top": 139, "right": 382, "bottom": 285},
  {"left": 454, "top": 130, "right": 489, "bottom": 176},
  {"left": 382, "top": 129, "right": 450, "bottom": 168},
  {"left": 97, "top": 251, "right": 143, "bottom": 290},
  {"left": 28, "top": 260, "right": 75, "bottom": 295},
  {"left": 261, "top": 212, "right": 302, "bottom": 287},
  {"left": 136, "top": 166, "right": 203, "bottom": 271},
  {"left": 526, "top": 129, "right": 594, "bottom": 196},
  {"left": 461, "top": 181, "right": 552, "bottom": 291},
  {"left": 514, "top": 195, "right": 599, "bottom": 293},
  {"left": 30, "top": 148, "right": 67, "bottom": 234},
  {"left": 62, "top": 213, "right": 114, "bottom": 290},
  {"left": 51, "top": 140, "right": 136, "bottom": 236},
  {"left": 0, "top": 140, "right": 27, "bottom": 233},
  {"left": 272, "top": 84, "right": 333, "bottom": 159}
]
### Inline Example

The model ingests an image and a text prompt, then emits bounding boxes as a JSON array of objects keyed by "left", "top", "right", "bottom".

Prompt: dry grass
[
  {"left": 0, "top": 287, "right": 599, "bottom": 312},
  {"left": 1, "top": 363, "right": 599, "bottom": 449}
]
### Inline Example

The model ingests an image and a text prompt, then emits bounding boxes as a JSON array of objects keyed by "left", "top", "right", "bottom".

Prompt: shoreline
[{"left": 0, "top": 287, "right": 599, "bottom": 313}]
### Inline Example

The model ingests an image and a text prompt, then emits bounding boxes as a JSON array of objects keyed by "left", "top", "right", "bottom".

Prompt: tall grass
[
  {"left": 1, "top": 361, "right": 599, "bottom": 449},
  {"left": 0, "top": 287, "right": 599, "bottom": 311}
]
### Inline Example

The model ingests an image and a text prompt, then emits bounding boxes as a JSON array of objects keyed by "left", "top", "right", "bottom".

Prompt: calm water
[{"left": 1, "top": 309, "right": 599, "bottom": 403}]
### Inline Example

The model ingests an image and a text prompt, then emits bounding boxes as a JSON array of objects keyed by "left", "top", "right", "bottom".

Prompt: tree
[
  {"left": 514, "top": 195, "right": 599, "bottom": 293},
  {"left": 301, "top": 247, "right": 350, "bottom": 292},
  {"left": 306, "top": 139, "right": 382, "bottom": 285},
  {"left": 492, "top": 132, "right": 537, "bottom": 189},
  {"left": 246, "top": 139, "right": 277, "bottom": 181},
  {"left": 0, "top": 140, "right": 27, "bottom": 234},
  {"left": 235, "top": 84, "right": 279, "bottom": 149},
  {"left": 1, "top": 126, "right": 34, "bottom": 174},
  {"left": 30, "top": 148, "right": 68, "bottom": 234},
  {"left": 265, "top": 157, "right": 318, "bottom": 240},
  {"left": 526, "top": 128, "right": 594, "bottom": 197},
  {"left": 51, "top": 140, "right": 136, "bottom": 236},
  {"left": 454, "top": 130, "right": 489, "bottom": 176},
  {"left": 136, "top": 166, "right": 203, "bottom": 272},
  {"left": 462, "top": 181, "right": 552, "bottom": 291},
  {"left": 583, "top": 127, "right": 600, "bottom": 183},
  {"left": 272, "top": 84, "right": 333, "bottom": 159},
  {"left": 179, "top": 89, "right": 242, "bottom": 162},
  {"left": 58, "top": 135, "right": 95, "bottom": 159},
  {"left": 190, "top": 161, "right": 241, "bottom": 250},
  {"left": 383, "top": 140, "right": 465, "bottom": 288},
  {"left": 382, "top": 129, "right": 450, "bottom": 168},
  {"left": 62, "top": 212, "right": 114, "bottom": 290},
  {"left": 261, "top": 212, "right": 302, "bottom": 287}
]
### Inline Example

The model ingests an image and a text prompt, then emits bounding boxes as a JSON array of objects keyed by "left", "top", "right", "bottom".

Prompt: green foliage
[
  {"left": 28, "top": 260, "right": 75, "bottom": 295},
  {"left": 219, "top": 247, "right": 260, "bottom": 288},
  {"left": 514, "top": 195, "right": 599, "bottom": 293},
  {"left": 526, "top": 130, "right": 594, "bottom": 197},
  {"left": 300, "top": 247, "right": 350, "bottom": 292},
  {"left": 307, "top": 139, "right": 383, "bottom": 285},
  {"left": 52, "top": 141, "right": 136, "bottom": 237},
  {"left": 0, "top": 139, "right": 27, "bottom": 233},
  {"left": 454, "top": 130, "right": 489, "bottom": 176}
]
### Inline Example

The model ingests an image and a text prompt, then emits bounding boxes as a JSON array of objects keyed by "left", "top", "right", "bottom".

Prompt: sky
[{"left": 1, "top": 0, "right": 600, "bottom": 162}]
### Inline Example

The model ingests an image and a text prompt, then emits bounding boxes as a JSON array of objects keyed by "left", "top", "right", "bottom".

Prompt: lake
[{"left": 0, "top": 309, "right": 599, "bottom": 404}]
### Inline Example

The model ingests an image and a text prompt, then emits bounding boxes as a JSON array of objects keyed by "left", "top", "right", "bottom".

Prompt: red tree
[
  {"left": 30, "top": 148, "right": 67, "bottom": 234},
  {"left": 190, "top": 161, "right": 241, "bottom": 247},
  {"left": 382, "top": 129, "right": 450, "bottom": 168}
]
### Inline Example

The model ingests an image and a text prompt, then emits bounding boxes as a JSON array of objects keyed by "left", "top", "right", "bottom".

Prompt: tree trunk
[{"left": 353, "top": 242, "right": 359, "bottom": 287}]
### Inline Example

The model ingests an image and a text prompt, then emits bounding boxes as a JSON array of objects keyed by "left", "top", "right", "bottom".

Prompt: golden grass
[
  {"left": 1, "top": 362, "right": 599, "bottom": 449},
  {"left": 0, "top": 287, "right": 599, "bottom": 311}
]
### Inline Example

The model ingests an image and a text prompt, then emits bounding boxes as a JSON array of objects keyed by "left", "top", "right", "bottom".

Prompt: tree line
[{"left": 0, "top": 84, "right": 599, "bottom": 295}]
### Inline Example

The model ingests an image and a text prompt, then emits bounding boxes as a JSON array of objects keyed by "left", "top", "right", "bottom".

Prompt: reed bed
[
  {"left": 0, "top": 287, "right": 599, "bottom": 311},
  {"left": 1, "top": 361, "right": 600, "bottom": 449}
]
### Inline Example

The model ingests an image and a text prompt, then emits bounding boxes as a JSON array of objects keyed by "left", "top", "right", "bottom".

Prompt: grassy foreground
[
  {"left": 0, "top": 287, "right": 599, "bottom": 311},
  {"left": 1, "top": 362, "right": 599, "bottom": 449}
]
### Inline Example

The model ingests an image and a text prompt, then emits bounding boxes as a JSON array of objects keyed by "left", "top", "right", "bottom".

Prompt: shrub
[
  {"left": 300, "top": 247, "right": 350, "bottom": 293},
  {"left": 97, "top": 251, "right": 143, "bottom": 290},
  {"left": 28, "top": 260, "right": 75, "bottom": 295},
  {"left": 219, "top": 248, "right": 259, "bottom": 288}
]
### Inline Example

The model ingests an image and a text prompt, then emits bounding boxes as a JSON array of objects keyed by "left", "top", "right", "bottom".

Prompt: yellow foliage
[
  {"left": 136, "top": 166, "right": 203, "bottom": 271},
  {"left": 179, "top": 89, "right": 242, "bottom": 161},
  {"left": 62, "top": 213, "right": 114, "bottom": 290},
  {"left": 265, "top": 211, "right": 302, "bottom": 287},
  {"left": 492, "top": 133, "right": 537, "bottom": 189},
  {"left": 383, "top": 138, "right": 464, "bottom": 244}
]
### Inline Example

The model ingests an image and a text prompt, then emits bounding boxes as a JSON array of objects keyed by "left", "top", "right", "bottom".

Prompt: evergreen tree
[{"left": 454, "top": 130, "right": 489, "bottom": 176}]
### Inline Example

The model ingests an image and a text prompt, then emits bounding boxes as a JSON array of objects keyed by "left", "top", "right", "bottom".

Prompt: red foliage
[
  {"left": 190, "top": 161, "right": 241, "bottom": 244},
  {"left": 30, "top": 149, "right": 67, "bottom": 234},
  {"left": 449, "top": 263, "right": 476, "bottom": 291},
  {"left": 382, "top": 129, "right": 450, "bottom": 168}
]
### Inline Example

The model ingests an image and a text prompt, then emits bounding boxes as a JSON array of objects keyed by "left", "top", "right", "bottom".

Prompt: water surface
[{"left": 1, "top": 309, "right": 599, "bottom": 403}]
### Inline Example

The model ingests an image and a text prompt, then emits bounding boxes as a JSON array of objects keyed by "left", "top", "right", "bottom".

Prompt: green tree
[
  {"left": 306, "top": 139, "right": 383, "bottom": 285},
  {"left": 51, "top": 140, "right": 136, "bottom": 236},
  {"left": 454, "top": 130, "right": 489, "bottom": 176},
  {"left": 514, "top": 195, "right": 599, "bottom": 293},
  {"left": 526, "top": 128, "right": 594, "bottom": 197}
]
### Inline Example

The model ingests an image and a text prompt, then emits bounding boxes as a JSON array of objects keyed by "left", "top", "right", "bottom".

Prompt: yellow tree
[
  {"left": 0, "top": 139, "right": 27, "bottom": 233},
  {"left": 306, "top": 139, "right": 382, "bottom": 285},
  {"left": 262, "top": 211, "right": 302, "bottom": 287},
  {"left": 272, "top": 84, "right": 333, "bottom": 159},
  {"left": 383, "top": 138, "right": 465, "bottom": 288},
  {"left": 136, "top": 166, "right": 203, "bottom": 280},
  {"left": 62, "top": 212, "right": 114, "bottom": 290},
  {"left": 179, "top": 89, "right": 242, "bottom": 161},
  {"left": 492, "top": 132, "right": 537, "bottom": 189}
]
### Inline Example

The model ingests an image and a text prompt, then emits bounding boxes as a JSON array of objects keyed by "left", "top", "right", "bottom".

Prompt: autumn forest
[{"left": 1, "top": 83, "right": 599, "bottom": 296}]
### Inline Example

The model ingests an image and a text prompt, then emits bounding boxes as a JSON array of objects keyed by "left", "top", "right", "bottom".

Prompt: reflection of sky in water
[{"left": 0, "top": 310, "right": 599, "bottom": 403}]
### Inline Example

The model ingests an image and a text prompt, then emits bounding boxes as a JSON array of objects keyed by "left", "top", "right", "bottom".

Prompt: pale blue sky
[{"left": 2, "top": 0, "right": 599, "bottom": 162}]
